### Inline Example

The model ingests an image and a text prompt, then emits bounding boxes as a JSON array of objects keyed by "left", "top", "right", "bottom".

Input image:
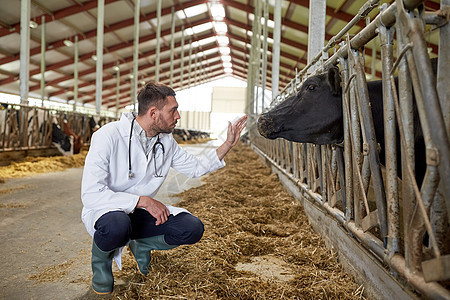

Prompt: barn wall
[
  {"left": 178, "top": 110, "right": 210, "bottom": 131},
  {"left": 211, "top": 86, "right": 246, "bottom": 113}
]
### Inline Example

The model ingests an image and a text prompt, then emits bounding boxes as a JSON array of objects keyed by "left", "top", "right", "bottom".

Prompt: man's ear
[
  {"left": 327, "top": 66, "right": 341, "bottom": 96},
  {"left": 148, "top": 106, "right": 158, "bottom": 120}
]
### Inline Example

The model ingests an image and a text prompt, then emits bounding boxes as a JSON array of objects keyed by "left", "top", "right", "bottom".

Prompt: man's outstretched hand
[{"left": 216, "top": 114, "right": 247, "bottom": 160}]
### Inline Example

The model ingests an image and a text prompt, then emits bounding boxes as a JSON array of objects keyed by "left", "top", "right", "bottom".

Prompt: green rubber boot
[
  {"left": 129, "top": 235, "right": 178, "bottom": 275},
  {"left": 91, "top": 241, "right": 115, "bottom": 294}
]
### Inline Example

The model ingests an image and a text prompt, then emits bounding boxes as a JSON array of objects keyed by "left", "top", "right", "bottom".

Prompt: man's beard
[{"left": 152, "top": 117, "right": 176, "bottom": 134}]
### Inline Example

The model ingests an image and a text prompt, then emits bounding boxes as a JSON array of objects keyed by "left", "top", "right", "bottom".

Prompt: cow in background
[
  {"left": 63, "top": 119, "right": 83, "bottom": 154},
  {"left": 40, "top": 117, "right": 82, "bottom": 156},
  {"left": 50, "top": 121, "right": 73, "bottom": 156}
]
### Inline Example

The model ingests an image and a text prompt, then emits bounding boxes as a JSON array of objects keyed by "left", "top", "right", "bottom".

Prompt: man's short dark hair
[{"left": 137, "top": 82, "right": 176, "bottom": 116}]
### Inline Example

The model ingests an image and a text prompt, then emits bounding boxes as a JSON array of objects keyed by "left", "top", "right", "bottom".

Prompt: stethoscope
[{"left": 128, "top": 117, "right": 165, "bottom": 179}]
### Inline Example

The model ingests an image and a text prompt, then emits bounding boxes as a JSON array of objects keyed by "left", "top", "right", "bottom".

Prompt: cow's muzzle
[{"left": 257, "top": 114, "right": 278, "bottom": 139}]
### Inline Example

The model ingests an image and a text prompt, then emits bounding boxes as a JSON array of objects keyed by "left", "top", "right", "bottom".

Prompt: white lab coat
[{"left": 81, "top": 113, "right": 225, "bottom": 238}]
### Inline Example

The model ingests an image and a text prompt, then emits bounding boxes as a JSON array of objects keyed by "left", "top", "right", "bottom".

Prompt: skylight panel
[
  {"left": 176, "top": 4, "right": 208, "bottom": 19},
  {"left": 223, "top": 62, "right": 232, "bottom": 68},
  {"left": 192, "top": 22, "right": 213, "bottom": 34},
  {"left": 221, "top": 55, "right": 231, "bottom": 62},
  {"left": 198, "top": 36, "right": 216, "bottom": 46},
  {"left": 217, "top": 36, "right": 229, "bottom": 46},
  {"left": 184, "top": 27, "right": 194, "bottom": 36},
  {"left": 210, "top": 4, "right": 225, "bottom": 20},
  {"left": 219, "top": 47, "right": 230, "bottom": 55},
  {"left": 213, "top": 21, "right": 227, "bottom": 34}
]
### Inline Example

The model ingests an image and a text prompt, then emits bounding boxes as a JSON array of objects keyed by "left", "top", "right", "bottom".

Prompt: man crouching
[{"left": 81, "top": 82, "right": 247, "bottom": 294}]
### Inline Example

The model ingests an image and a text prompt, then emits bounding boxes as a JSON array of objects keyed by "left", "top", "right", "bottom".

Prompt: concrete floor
[{"left": 0, "top": 144, "right": 215, "bottom": 300}]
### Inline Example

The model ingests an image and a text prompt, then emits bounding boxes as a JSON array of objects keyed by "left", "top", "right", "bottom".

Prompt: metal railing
[
  {"left": 0, "top": 103, "right": 116, "bottom": 152},
  {"left": 249, "top": 0, "right": 449, "bottom": 298}
]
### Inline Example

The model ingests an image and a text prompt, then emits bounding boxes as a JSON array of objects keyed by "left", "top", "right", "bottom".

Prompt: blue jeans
[{"left": 93, "top": 209, "right": 204, "bottom": 251}]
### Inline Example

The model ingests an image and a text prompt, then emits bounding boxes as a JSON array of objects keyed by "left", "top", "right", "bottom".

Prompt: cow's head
[{"left": 257, "top": 67, "right": 343, "bottom": 145}]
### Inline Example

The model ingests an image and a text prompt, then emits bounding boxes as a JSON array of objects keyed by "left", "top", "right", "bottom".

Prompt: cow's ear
[{"left": 327, "top": 67, "right": 341, "bottom": 96}]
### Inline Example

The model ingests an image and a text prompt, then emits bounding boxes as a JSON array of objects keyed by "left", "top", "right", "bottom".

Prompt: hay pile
[
  {"left": 0, "top": 137, "right": 210, "bottom": 179},
  {"left": 114, "top": 144, "right": 363, "bottom": 299},
  {"left": 0, "top": 152, "right": 87, "bottom": 179}
]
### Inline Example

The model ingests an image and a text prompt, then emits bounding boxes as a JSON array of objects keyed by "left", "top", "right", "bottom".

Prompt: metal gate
[{"left": 249, "top": 0, "right": 449, "bottom": 298}]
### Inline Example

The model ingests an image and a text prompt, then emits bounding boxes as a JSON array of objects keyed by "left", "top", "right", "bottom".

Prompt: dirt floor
[{"left": 0, "top": 142, "right": 363, "bottom": 299}]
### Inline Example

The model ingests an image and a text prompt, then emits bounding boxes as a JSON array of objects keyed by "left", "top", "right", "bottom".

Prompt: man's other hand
[{"left": 136, "top": 196, "right": 170, "bottom": 225}]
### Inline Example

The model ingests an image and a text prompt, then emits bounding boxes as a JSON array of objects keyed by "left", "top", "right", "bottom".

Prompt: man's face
[{"left": 153, "top": 95, "right": 180, "bottom": 134}]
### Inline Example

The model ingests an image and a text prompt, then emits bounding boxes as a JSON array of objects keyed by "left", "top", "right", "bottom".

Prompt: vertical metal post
[
  {"left": 73, "top": 35, "right": 78, "bottom": 112},
  {"left": 169, "top": 6, "right": 175, "bottom": 88},
  {"left": 194, "top": 50, "right": 198, "bottom": 86},
  {"left": 247, "top": 0, "right": 261, "bottom": 115},
  {"left": 95, "top": 0, "right": 104, "bottom": 115},
  {"left": 254, "top": 0, "right": 262, "bottom": 114},
  {"left": 115, "top": 64, "right": 120, "bottom": 119},
  {"left": 132, "top": 0, "right": 140, "bottom": 112},
  {"left": 261, "top": 0, "right": 269, "bottom": 112},
  {"left": 350, "top": 61, "right": 363, "bottom": 227},
  {"left": 308, "top": 0, "right": 326, "bottom": 225},
  {"left": 155, "top": 0, "right": 162, "bottom": 82},
  {"left": 371, "top": 39, "right": 377, "bottom": 80},
  {"left": 253, "top": 0, "right": 264, "bottom": 114},
  {"left": 20, "top": 0, "right": 31, "bottom": 105},
  {"left": 307, "top": 0, "right": 326, "bottom": 71},
  {"left": 180, "top": 25, "right": 185, "bottom": 90},
  {"left": 19, "top": 0, "right": 31, "bottom": 147},
  {"left": 188, "top": 40, "right": 192, "bottom": 88},
  {"left": 40, "top": 15, "right": 45, "bottom": 106},
  {"left": 395, "top": 13, "right": 414, "bottom": 270},
  {"left": 437, "top": 0, "right": 450, "bottom": 222},
  {"left": 271, "top": 0, "right": 281, "bottom": 101},
  {"left": 351, "top": 49, "right": 388, "bottom": 246},
  {"left": 403, "top": 9, "right": 450, "bottom": 220},
  {"left": 340, "top": 56, "right": 353, "bottom": 222},
  {"left": 378, "top": 16, "right": 399, "bottom": 254}
]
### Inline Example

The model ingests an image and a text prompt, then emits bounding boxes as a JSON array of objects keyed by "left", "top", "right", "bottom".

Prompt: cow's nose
[{"left": 257, "top": 114, "right": 273, "bottom": 137}]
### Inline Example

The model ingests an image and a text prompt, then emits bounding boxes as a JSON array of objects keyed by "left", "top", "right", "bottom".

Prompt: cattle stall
[
  {"left": 0, "top": 103, "right": 211, "bottom": 163},
  {"left": 0, "top": 103, "right": 115, "bottom": 162},
  {"left": 248, "top": 0, "right": 449, "bottom": 299}
]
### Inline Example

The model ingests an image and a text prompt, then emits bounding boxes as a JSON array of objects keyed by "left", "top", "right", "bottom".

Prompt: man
[{"left": 81, "top": 82, "right": 247, "bottom": 294}]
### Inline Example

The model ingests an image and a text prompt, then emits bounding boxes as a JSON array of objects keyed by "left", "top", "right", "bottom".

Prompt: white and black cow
[
  {"left": 256, "top": 60, "right": 439, "bottom": 186},
  {"left": 41, "top": 118, "right": 82, "bottom": 156}
]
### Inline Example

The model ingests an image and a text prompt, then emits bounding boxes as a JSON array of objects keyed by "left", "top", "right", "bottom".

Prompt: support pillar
[
  {"left": 180, "top": 25, "right": 185, "bottom": 90},
  {"left": 155, "top": 0, "right": 162, "bottom": 82},
  {"left": 40, "top": 15, "right": 45, "bottom": 106},
  {"left": 95, "top": 0, "right": 104, "bottom": 115},
  {"left": 169, "top": 6, "right": 175, "bottom": 88},
  {"left": 73, "top": 35, "right": 78, "bottom": 112},
  {"left": 132, "top": 0, "right": 140, "bottom": 111},
  {"left": 271, "top": 0, "right": 281, "bottom": 100}
]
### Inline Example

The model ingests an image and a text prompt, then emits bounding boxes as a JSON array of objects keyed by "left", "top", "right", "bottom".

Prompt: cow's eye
[{"left": 307, "top": 84, "right": 316, "bottom": 91}]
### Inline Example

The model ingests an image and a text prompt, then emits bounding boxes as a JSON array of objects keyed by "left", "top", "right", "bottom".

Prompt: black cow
[{"left": 256, "top": 60, "right": 440, "bottom": 186}]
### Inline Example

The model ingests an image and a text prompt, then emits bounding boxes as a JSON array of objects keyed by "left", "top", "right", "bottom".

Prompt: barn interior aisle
[{"left": 0, "top": 142, "right": 363, "bottom": 299}]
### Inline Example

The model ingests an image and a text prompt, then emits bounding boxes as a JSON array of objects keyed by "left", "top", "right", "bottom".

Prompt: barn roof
[{"left": 0, "top": 0, "right": 441, "bottom": 110}]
